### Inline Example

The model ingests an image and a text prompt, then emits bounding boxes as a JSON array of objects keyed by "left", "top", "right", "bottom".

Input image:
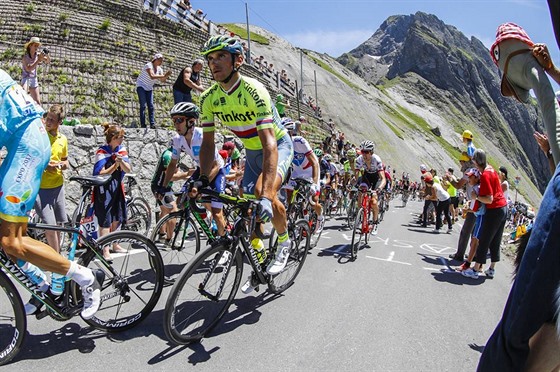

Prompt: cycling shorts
[
  {"left": 242, "top": 134, "right": 293, "bottom": 197},
  {"left": 0, "top": 70, "right": 49, "bottom": 223},
  {"left": 180, "top": 167, "right": 226, "bottom": 209}
]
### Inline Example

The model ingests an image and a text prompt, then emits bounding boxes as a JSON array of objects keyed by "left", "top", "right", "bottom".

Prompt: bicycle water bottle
[
  {"left": 251, "top": 238, "right": 267, "bottom": 264},
  {"left": 16, "top": 259, "right": 49, "bottom": 292}
]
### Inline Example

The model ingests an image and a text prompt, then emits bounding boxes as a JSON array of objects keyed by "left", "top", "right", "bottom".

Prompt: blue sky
[{"left": 196, "top": 0, "right": 559, "bottom": 89}]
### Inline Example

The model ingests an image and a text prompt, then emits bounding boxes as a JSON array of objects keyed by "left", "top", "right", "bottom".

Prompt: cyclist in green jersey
[{"left": 197, "top": 36, "right": 294, "bottom": 288}]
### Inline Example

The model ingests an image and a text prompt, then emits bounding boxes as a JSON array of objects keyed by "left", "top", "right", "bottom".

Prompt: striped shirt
[{"left": 136, "top": 62, "right": 162, "bottom": 91}]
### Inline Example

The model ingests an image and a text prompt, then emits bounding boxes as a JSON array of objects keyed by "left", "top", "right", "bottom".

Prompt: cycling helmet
[
  {"left": 346, "top": 149, "right": 357, "bottom": 158},
  {"left": 201, "top": 35, "right": 243, "bottom": 57},
  {"left": 420, "top": 164, "right": 428, "bottom": 172},
  {"left": 462, "top": 130, "right": 473, "bottom": 140},
  {"left": 170, "top": 102, "right": 199, "bottom": 118},
  {"left": 313, "top": 148, "right": 323, "bottom": 157},
  {"left": 281, "top": 117, "right": 296, "bottom": 131},
  {"left": 323, "top": 154, "right": 333, "bottom": 162},
  {"left": 277, "top": 94, "right": 284, "bottom": 102},
  {"left": 360, "top": 140, "right": 375, "bottom": 152}
]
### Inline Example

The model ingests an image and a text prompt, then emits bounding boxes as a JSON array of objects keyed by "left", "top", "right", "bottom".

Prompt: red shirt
[{"left": 479, "top": 166, "right": 507, "bottom": 209}]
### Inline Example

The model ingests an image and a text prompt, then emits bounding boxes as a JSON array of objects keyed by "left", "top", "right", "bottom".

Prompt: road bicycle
[
  {"left": 0, "top": 176, "right": 164, "bottom": 366},
  {"left": 70, "top": 174, "right": 152, "bottom": 238},
  {"left": 283, "top": 178, "right": 322, "bottom": 248},
  {"left": 163, "top": 187, "right": 310, "bottom": 345},
  {"left": 402, "top": 188, "right": 409, "bottom": 207},
  {"left": 350, "top": 186, "right": 377, "bottom": 261}
]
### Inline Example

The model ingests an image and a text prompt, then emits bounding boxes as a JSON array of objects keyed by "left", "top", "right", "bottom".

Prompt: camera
[{"left": 41, "top": 48, "right": 49, "bottom": 55}]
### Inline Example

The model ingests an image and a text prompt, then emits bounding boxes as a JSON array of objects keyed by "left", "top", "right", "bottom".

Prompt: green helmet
[
  {"left": 201, "top": 35, "right": 243, "bottom": 57},
  {"left": 276, "top": 94, "right": 284, "bottom": 102},
  {"left": 346, "top": 149, "right": 357, "bottom": 158}
]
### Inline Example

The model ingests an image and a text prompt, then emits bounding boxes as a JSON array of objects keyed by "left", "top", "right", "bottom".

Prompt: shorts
[
  {"left": 180, "top": 167, "right": 226, "bottom": 209},
  {"left": 450, "top": 196, "right": 459, "bottom": 208},
  {"left": 21, "top": 75, "right": 39, "bottom": 89},
  {"left": 0, "top": 71, "right": 49, "bottom": 223},
  {"left": 472, "top": 214, "right": 484, "bottom": 239},
  {"left": 34, "top": 186, "right": 68, "bottom": 224},
  {"left": 243, "top": 134, "right": 294, "bottom": 197}
]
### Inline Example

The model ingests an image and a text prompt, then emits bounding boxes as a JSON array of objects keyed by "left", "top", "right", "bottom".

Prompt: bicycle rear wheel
[
  {"left": 164, "top": 243, "right": 243, "bottom": 345},
  {"left": 351, "top": 208, "right": 364, "bottom": 261},
  {"left": 150, "top": 211, "right": 201, "bottom": 282},
  {"left": 0, "top": 270, "right": 26, "bottom": 366},
  {"left": 124, "top": 198, "right": 152, "bottom": 236},
  {"left": 76, "top": 231, "right": 164, "bottom": 332},
  {"left": 268, "top": 219, "right": 310, "bottom": 294}
]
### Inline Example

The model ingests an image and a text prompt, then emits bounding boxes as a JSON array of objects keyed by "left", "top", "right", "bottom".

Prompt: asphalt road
[{"left": 4, "top": 199, "right": 515, "bottom": 371}]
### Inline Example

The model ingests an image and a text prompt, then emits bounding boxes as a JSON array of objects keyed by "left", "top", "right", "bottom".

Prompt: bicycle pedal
[{"left": 35, "top": 309, "right": 49, "bottom": 320}]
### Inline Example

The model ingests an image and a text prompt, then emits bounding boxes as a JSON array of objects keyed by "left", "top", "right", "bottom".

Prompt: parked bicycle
[
  {"left": 163, "top": 187, "right": 310, "bottom": 345},
  {"left": 0, "top": 176, "right": 164, "bottom": 366}
]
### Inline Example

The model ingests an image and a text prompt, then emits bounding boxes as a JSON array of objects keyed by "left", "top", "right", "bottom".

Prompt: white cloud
[{"left": 283, "top": 29, "right": 374, "bottom": 57}]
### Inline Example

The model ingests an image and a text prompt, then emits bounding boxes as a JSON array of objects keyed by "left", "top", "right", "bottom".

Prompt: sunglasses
[
  {"left": 172, "top": 117, "right": 197, "bottom": 125},
  {"left": 361, "top": 150, "right": 371, "bottom": 154}
]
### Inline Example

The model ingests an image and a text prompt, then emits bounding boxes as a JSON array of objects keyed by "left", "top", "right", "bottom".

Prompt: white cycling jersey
[
  {"left": 291, "top": 135, "right": 313, "bottom": 179},
  {"left": 355, "top": 154, "right": 383, "bottom": 173},
  {"left": 171, "top": 127, "right": 224, "bottom": 168}
]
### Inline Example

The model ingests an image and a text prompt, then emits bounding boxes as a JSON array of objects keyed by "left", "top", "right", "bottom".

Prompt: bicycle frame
[
  {"left": 0, "top": 223, "right": 117, "bottom": 320},
  {"left": 358, "top": 188, "right": 373, "bottom": 234}
]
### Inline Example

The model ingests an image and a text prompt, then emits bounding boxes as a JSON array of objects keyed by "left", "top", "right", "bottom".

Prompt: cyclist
[
  {"left": 197, "top": 35, "right": 294, "bottom": 288},
  {"left": 282, "top": 118, "right": 324, "bottom": 235},
  {"left": 0, "top": 69, "right": 102, "bottom": 319},
  {"left": 161, "top": 102, "right": 228, "bottom": 238},
  {"left": 353, "top": 140, "right": 386, "bottom": 235}
]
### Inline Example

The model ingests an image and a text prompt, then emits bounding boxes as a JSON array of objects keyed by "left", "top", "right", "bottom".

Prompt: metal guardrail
[{"left": 143, "top": 0, "right": 214, "bottom": 33}]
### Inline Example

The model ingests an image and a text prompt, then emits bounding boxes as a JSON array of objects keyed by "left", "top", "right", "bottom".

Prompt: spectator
[
  {"left": 21, "top": 37, "right": 50, "bottom": 105},
  {"left": 462, "top": 149, "right": 508, "bottom": 280},
  {"left": 33, "top": 104, "right": 68, "bottom": 253},
  {"left": 172, "top": 59, "right": 204, "bottom": 104},
  {"left": 136, "top": 53, "right": 172, "bottom": 129},
  {"left": 93, "top": 123, "right": 132, "bottom": 261},
  {"left": 489, "top": 23, "right": 560, "bottom": 165},
  {"left": 462, "top": 129, "right": 476, "bottom": 160},
  {"left": 444, "top": 167, "right": 459, "bottom": 222},
  {"left": 498, "top": 166, "right": 510, "bottom": 202},
  {"left": 424, "top": 174, "right": 453, "bottom": 233}
]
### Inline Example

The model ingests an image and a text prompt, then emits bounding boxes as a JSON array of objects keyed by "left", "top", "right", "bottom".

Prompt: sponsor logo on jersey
[
  {"left": 244, "top": 83, "right": 266, "bottom": 108},
  {"left": 215, "top": 110, "right": 257, "bottom": 123}
]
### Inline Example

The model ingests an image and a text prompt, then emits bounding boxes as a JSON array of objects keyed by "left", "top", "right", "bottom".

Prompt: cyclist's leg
[{"left": 210, "top": 169, "right": 227, "bottom": 236}]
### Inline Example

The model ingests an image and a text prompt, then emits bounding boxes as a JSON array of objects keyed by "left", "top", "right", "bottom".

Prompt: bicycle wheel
[
  {"left": 268, "top": 219, "right": 310, "bottom": 294},
  {"left": 124, "top": 198, "right": 152, "bottom": 236},
  {"left": 351, "top": 208, "right": 364, "bottom": 261},
  {"left": 76, "top": 231, "right": 164, "bottom": 332},
  {"left": 378, "top": 197, "right": 386, "bottom": 222},
  {"left": 0, "top": 270, "right": 26, "bottom": 366},
  {"left": 164, "top": 243, "right": 243, "bottom": 345},
  {"left": 150, "top": 211, "right": 201, "bottom": 282},
  {"left": 346, "top": 199, "right": 356, "bottom": 229}
]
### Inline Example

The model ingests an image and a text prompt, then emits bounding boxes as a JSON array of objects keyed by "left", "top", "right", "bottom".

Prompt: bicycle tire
[
  {"left": 164, "top": 243, "right": 243, "bottom": 345},
  {"left": 351, "top": 208, "right": 364, "bottom": 261},
  {"left": 346, "top": 199, "right": 356, "bottom": 229},
  {"left": 124, "top": 197, "right": 152, "bottom": 236},
  {"left": 150, "top": 211, "right": 201, "bottom": 282},
  {"left": 76, "top": 231, "right": 164, "bottom": 332},
  {"left": 268, "top": 219, "right": 310, "bottom": 293},
  {"left": 0, "top": 270, "right": 26, "bottom": 366}
]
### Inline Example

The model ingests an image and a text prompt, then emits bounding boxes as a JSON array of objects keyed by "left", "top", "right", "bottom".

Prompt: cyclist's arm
[
  {"left": 199, "top": 131, "right": 216, "bottom": 181},
  {"left": 306, "top": 152, "right": 320, "bottom": 185},
  {"left": 376, "top": 170, "right": 386, "bottom": 191},
  {"left": 258, "top": 127, "right": 278, "bottom": 200}
]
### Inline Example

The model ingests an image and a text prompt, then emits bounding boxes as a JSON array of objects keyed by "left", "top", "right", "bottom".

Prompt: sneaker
[
  {"left": 456, "top": 261, "right": 470, "bottom": 272},
  {"left": 266, "top": 241, "right": 291, "bottom": 275},
  {"left": 447, "top": 227, "right": 453, "bottom": 234},
  {"left": 81, "top": 269, "right": 105, "bottom": 320},
  {"left": 432, "top": 228, "right": 440, "bottom": 234},
  {"left": 484, "top": 268, "right": 495, "bottom": 278},
  {"left": 371, "top": 223, "right": 379, "bottom": 235},
  {"left": 24, "top": 295, "right": 44, "bottom": 315},
  {"left": 241, "top": 274, "right": 259, "bottom": 294},
  {"left": 461, "top": 268, "right": 479, "bottom": 279}
]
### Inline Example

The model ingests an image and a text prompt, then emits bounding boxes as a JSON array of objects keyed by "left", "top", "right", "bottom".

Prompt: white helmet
[{"left": 360, "top": 140, "right": 375, "bottom": 152}]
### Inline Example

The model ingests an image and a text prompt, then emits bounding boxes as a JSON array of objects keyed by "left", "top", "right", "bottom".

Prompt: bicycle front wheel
[
  {"left": 164, "top": 243, "right": 243, "bottom": 345},
  {"left": 0, "top": 270, "right": 26, "bottom": 366},
  {"left": 124, "top": 198, "right": 152, "bottom": 236},
  {"left": 351, "top": 208, "right": 364, "bottom": 261},
  {"left": 269, "top": 219, "right": 310, "bottom": 294},
  {"left": 150, "top": 211, "right": 201, "bottom": 282},
  {"left": 76, "top": 231, "right": 164, "bottom": 332}
]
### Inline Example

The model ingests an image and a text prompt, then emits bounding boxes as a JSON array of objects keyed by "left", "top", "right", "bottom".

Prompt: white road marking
[{"left": 366, "top": 251, "right": 411, "bottom": 265}]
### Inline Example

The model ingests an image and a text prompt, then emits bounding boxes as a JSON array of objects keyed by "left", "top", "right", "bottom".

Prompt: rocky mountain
[{"left": 337, "top": 12, "right": 549, "bottom": 196}]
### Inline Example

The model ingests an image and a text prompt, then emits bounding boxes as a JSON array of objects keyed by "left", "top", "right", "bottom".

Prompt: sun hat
[
  {"left": 152, "top": 53, "right": 163, "bottom": 61},
  {"left": 222, "top": 141, "right": 235, "bottom": 150},
  {"left": 490, "top": 23, "right": 534, "bottom": 65},
  {"left": 24, "top": 37, "right": 41, "bottom": 49},
  {"left": 459, "top": 152, "right": 470, "bottom": 162}
]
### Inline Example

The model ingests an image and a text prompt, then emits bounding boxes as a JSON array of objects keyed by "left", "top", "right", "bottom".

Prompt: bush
[{"left": 98, "top": 19, "right": 111, "bottom": 31}]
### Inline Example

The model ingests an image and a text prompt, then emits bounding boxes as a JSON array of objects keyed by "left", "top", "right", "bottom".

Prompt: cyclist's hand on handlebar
[
  {"left": 310, "top": 183, "right": 320, "bottom": 194},
  {"left": 189, "top": 175, "right": 210, "bottom": 197},
  {"left": 257, "top": 197, "right": 273, "bottom": 222}
]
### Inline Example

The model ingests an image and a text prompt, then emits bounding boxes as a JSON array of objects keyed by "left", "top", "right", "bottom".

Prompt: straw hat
[{"left": 24, "top": 37, "right": 41, "bottom": 49}]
